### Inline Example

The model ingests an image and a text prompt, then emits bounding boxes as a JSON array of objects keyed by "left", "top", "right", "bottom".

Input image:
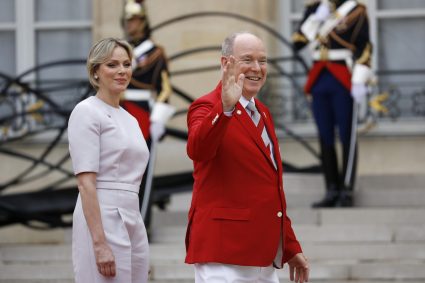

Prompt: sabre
[
  {"left": 140, "top": 101, "right": 175, "bottom": 220},
  {"left": 140, "top": 137, "right": 158, "bottom": 220}
]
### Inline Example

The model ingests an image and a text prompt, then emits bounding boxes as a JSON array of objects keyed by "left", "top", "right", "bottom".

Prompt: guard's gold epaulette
[{"left": 292, "top": 31, "right": 308, "bottom": 43}]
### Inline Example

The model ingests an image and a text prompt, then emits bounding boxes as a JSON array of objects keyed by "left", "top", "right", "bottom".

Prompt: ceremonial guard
[
  {"left": 122, "top": 0, "right": 175, "bottom": 225},
  {"left": 292, "top": 0, "right": 373, "bottom": 207}
]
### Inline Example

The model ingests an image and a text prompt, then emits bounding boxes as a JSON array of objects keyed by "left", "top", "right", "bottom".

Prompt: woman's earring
[{"left": 94, "top": 74, "right": 98, "bottom": 80}]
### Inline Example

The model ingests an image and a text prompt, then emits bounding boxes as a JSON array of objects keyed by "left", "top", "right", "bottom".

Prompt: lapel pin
[
  {"left": 236, "top": 110, "right": 242, "bottom": 115},
  {"left": 212, "top": 113, "right": 219, "bottom": 125}
]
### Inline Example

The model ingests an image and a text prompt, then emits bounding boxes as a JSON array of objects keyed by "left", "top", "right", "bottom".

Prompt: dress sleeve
[{"left": 67, "top": 102, "right": 100, "bottom": 175}]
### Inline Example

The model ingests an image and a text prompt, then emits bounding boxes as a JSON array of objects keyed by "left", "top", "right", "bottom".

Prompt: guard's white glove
[
  {"left": 149, "top": 101, "right": 176, "bottom": 142},
  {"left": 150, "top": 121, "right": 165, "bottom": 142},
  {"left": 314, "top": 2, "right": 331, "bottom": 22},
  {"left": 351, "top": 83, "right": 368, "bottom": 104},
  {"left": 351, "top": 83, "right": 368, "bottom": 122}
]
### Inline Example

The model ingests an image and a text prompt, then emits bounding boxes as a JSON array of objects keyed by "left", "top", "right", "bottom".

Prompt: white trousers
[
  {"left": 195, "top": 263, "right": 279, "bottom": 283},
  {"left": 72, "top": 189, "right": 149, "bottom": 283}
]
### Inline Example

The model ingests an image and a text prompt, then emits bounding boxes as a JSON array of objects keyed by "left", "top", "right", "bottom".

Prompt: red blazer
[{"left": 185, "top": 82, "right": 302, "bottom": 267}]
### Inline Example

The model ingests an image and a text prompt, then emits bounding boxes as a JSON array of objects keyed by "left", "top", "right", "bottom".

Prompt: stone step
[
  {"left": 284, "top": 173, "right": 425, "bottom": 192},
  {"left": 152, "top": 244, "right": 425, "bottom": 262},
  {"left": 0, "top": 245, "right": 71, "bottom": 263},
  {"left": 1, "top": 280, "right": 423, "bottom": 283},
  {"left": 4, "top": 239, "right": 425, "bottom": 265},
  {"left": 0, "top": 225, "right": 70, "bottom": 245},
  {"left": 159, "top": 282, "right": 425, "bottom": 283},
  {"left": 152, "top": 207, "right": 425, "bottom": 228},
  {"left": 2, "top": 243, "right": 425, "bottom": 281},
  {"left": 162, "top": 173, "right": 425, "bottom": 209},
  {"left": 284, "top": 189, "right": 425, "bottom": 208},
  {"left": 149, "top": 242, "right": 425, "bottom": 262},
  {"left": 3, "top": 207, "right": 424, "bottom": 245},
  {"left": 151, "top": 261, "right": 425, "bottom": 281},
  {"left": 1, "top": 172, "right": 424, "bottom": 282},
  {"left": 0, "top": 264, "right": 73, "bottom": 281},
  {"left": 319, "top": 208, "right": 425, "bottom": 225},
  {"left": 151, "top": 208, "right": 321, "bottom": 227},
  {"left": 0, "top": 280, "right": 74, "bottom": 283},
  {"left": 157, "top": 282, "right": 425, "bottom": 283},
  {"left": 150, "top": 223, "right": 425, "bottom": 244}
]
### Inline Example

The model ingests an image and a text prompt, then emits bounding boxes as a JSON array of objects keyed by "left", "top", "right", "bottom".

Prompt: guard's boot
[
  {"left": 336, "top": 188, "right": 354, "bottom": 207},
  {"left": 335, "top": 143, "right": 357, "bottom": 207},
  {"left": 312, "top": 144, "right": 340, "bottom": 208},
  {"left": 312, "top": 184, "right": 340, "bottom": 208}
]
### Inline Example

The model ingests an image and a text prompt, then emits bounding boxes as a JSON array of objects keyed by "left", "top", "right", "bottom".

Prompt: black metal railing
[{"left": 2, "top": 11, "right": 424, "bottom": 229}]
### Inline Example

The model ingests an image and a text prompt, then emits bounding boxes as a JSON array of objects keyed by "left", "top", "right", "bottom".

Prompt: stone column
[{"left": 92, "top": 0, "right": 125, "bottom": 41}]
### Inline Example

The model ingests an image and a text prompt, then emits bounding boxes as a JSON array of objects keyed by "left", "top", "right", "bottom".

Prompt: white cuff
[
  {"left": 352, "top": 64, "right": 372, "bottom": 84},
  {"left": 223, "top": 107, "right": 234, "bottom": 117}
]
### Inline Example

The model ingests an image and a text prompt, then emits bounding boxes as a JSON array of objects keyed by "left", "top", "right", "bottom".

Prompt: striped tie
[
  {"left": 246, "top": 101, "right": 261, "bottom": 126},
  {"left": 246, "top": 102, "right": 277, "bottom": 169}
]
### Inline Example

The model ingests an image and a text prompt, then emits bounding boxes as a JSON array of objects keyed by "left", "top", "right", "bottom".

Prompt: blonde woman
[{"left": 68, "top": 38, "right": 149, "bottom": 282}]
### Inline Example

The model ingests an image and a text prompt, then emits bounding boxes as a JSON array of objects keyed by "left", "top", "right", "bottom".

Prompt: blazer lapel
[{"left": 256, "top": 101, "right": 281, "bottom": 172}]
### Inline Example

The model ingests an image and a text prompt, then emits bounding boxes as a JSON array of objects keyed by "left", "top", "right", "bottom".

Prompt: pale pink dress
[{"left": 68, "top": 96, "right": 150, "bottom": 283}]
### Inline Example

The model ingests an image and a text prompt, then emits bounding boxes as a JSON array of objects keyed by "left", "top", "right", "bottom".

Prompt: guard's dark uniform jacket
[
  {"left": 292, "top": 0, "right": 373, "bottom": 207},
  {"left": 121, "top": 37, "right": 172, "bottom": 140},
  {"left": 293, "top": 0, "right": 373, "bottom": 93}
]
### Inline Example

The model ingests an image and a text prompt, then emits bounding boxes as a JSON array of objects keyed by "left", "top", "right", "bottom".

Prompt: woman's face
[{"left": 95, "top": 46, "right": 132, "bottom": 95}]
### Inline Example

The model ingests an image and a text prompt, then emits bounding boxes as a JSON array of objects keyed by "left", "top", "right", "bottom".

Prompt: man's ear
[{"left": 220, "top": 56, "right": 228, "bottom": 69}]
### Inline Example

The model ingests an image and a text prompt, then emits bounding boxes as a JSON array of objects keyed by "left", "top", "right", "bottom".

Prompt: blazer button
[{"left": 277, "top": 211, "right": 283, "bottom": 218}]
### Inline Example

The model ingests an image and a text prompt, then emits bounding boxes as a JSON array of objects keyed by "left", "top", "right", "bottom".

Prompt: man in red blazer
[{"left": 185, "top": 32, "right": 309, "bottom": 283}]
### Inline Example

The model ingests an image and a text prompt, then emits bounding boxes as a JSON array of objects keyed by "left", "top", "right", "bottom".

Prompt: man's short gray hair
[{"left": 221, "top": 31, "right": 255, "bottom": 57}]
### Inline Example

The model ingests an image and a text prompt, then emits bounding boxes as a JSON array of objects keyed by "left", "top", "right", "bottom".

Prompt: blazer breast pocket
[{"left": 211, "top": 207, "right": 251, "bottom": 221}]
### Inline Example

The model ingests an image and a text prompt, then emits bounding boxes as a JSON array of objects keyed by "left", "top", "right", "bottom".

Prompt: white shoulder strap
[
  {"left": 131, "top": 39, "right": 154, "bottom": 70},
  {"left": 318, "top": 0, "right": 358, "bottom": 38},
  {"left": 133, "top": 39, "right": 154, "bottom": 60}
]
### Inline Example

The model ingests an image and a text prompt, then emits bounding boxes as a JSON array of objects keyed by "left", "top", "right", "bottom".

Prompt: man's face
[{"left": 231, "top": 34, "right": 268, "bottom": 99}]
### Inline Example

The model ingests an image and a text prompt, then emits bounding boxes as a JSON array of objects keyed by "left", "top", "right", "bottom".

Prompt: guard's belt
[
  {"left": 312, "top": 49, "right": 353, "bottom": 61},
  {"left": 124, "top": 89, "right": 153, "bottom": 101}
]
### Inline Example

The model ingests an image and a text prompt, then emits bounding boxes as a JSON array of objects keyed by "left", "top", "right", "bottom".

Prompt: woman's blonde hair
[{"left": 86, "top": 38, "right": 133, "bottom": 91}]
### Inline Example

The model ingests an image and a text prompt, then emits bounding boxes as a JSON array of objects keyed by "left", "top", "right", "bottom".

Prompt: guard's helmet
[
  {"left": 124, "top": 0, "right": 146, "bottom": 20},
  {"left": 122, "top": 0, "right": 151, "bottom": 44}
]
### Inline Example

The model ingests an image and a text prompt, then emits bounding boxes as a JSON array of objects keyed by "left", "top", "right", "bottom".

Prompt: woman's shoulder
[
  {"left": 69, "top": 96, "right": 101, "bottom": 124},
  {"left": 72, "top": 96, "right": 96, "bottom": 112}
]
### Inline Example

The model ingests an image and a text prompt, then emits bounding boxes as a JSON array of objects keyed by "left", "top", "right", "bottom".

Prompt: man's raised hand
[{"left": 222, "top": 56, "right": 244, "bottom": 111}]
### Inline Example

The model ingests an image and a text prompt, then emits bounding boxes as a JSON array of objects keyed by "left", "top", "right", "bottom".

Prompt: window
[
  {"left": 0, "top": 0, "right": 16, "bottom": 75},
  {"left": 0, "top": 0, "right": 92, "bottom": 142},
  {"left": 0, "top": 0, "right": 92, "bottom": 77}
]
